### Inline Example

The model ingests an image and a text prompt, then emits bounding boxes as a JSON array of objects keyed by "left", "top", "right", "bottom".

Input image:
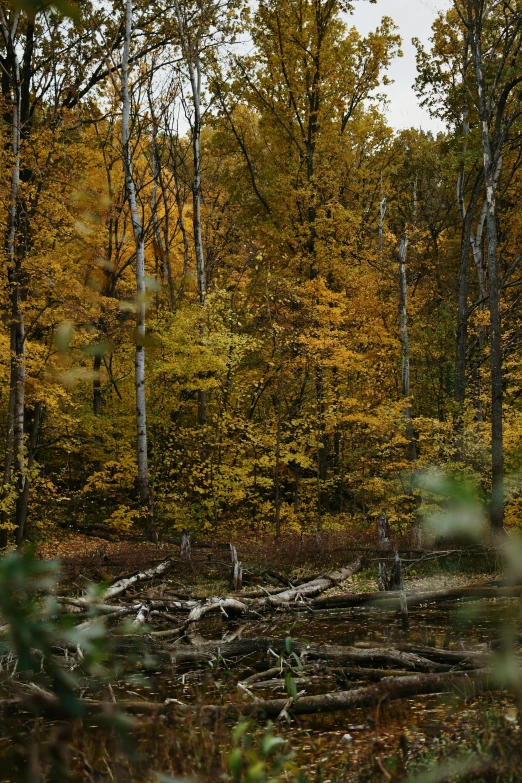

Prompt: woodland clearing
[{"left": 0, "top": 532, "right": 521, "bottom": 782}]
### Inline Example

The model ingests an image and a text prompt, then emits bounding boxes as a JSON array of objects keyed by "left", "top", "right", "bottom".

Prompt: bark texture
[{"left": 121, "top": 0, "right": 154, "bottom": 540}]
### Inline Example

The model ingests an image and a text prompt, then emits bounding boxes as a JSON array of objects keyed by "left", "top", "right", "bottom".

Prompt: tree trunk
[
  {"left": 121, "top": 0, "right": 154, "bottom": 541},
  {"left": 378, "top": 554, "right": 403, "bottom": 592},
  {"left": 469, "top": 15, "right": 504, "bottom": 532},
  {"left": 11, "top": 281, "right": 25, "bottom": 529},
  {"left": 397, "top": 233, "right": 416, "bottom": 461},
  {"left": 376, "top": 513, "right": 392, "bottom": 549},
  {"left": 188, "top": 33, "right": 207, "bottom": 429},
  {"left": 171, "top": 145, "right": 190, "bottom": 289},
  {"left": 315, "top": 367, "right": 328, "bottom": 521},
  {"left": 454, "top": 94, "right": 478, "bottom": 409},
  {"left": 0, "top": 383, "right": 15, "bottom": 548},
  {"left": 469, "top": 198, "right": 488, "bottom": 424},
  {"left": 149, "top": 100, "right": 175, "bottom": 313},
  {"left": 274, "top": 359, "right": 284, "bottom": 539},
  {"left": 93, "top": 353, "right": 103, "bottom": 415},
  {"left": 0, "top": 11, "right": 25, "bottom": 546},
  {"left": 230, "top": 544, "right": 243, "bottom": 590},
  {"left": 455, "top": 170, "right": 482, "bottom": 406},
  {"left": 172, "top": 0, "right": 208, "bottom": 450},
  {"left": 180, "top": 529, "right": 191, "bottom": 561},
  {"left": 15, "top": 401, "right": 42, "bottom": 545}
]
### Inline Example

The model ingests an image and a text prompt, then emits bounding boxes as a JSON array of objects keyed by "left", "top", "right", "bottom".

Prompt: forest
[{"left": 1, "top": 0, "right": 522, "bottom": 780}]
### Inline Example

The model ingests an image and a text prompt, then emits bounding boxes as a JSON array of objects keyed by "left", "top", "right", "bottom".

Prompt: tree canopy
[{"left": 2, "top": 0, "right": 522, "bottom": 545}]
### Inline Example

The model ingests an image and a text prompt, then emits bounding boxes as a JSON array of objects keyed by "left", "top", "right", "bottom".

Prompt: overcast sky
[{"left": 348, "top": 0, "right": 452, "bottom": 132}]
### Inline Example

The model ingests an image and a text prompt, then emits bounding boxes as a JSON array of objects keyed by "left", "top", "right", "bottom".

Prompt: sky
[{"left": 348, "top": 0, "right": 452, "bottom": 132}]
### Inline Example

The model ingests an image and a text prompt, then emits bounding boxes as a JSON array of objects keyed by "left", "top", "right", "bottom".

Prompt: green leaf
[
  {"left": 261, "top": 734, "right": 285, "bottom": 757},
  {"left": 231, "top": 720, "right": 249, "bottom": 743},
  {"left": 6, "top": 0, "right": 79, "bottom": 18},
  {"left": 54, "top": 321, "right": 74, "bottom": 351},
  {"left": 405, "top": 754, "right": 484, "bottom": 783},
  {"left": 285, "top": 672, "right": 298, "bottom": 700},
  {"left": 84, "top": 342, "right": 111, "bottom": 358},
  {"left": 228, "top": 747, "right": 243, "bottom": 773},
  {"left": 291, "top": 651, "right": 303, "bottom": 670},
  {"left": 245, "top": 760, "right": 265, "bottom": 782}
]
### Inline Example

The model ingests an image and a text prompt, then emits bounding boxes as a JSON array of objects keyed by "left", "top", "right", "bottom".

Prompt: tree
[
  {"left": 0, "top": 0, "right": 175, "bottom": 542},
  {"left": 416, "top": 0, "right": 522, "bottom": 532},
  {"left": 0, "top": 7, "right": 24, "bottom": 546},
  {"left": 121, "top": 0, "right": 155, "bottom": 540}
]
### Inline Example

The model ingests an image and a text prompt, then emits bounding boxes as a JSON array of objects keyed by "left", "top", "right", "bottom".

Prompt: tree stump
[
  {"left": 378, "top": 552, "right": 404, "bottom": 592},
  {"left": 376, "top": 513, "right": 392, "bottom": 549},
  {"left": 390, "top": 551, "right": 404, "bottom": 590},
  {"left": 180, "top": 530, "right": 191, "bottom": 561},
  {"left": 230, "top": 544, "right": 243, "bottom": 591},
  {"left": 378, "top": 562, "right": 389, "bottom": 591}
]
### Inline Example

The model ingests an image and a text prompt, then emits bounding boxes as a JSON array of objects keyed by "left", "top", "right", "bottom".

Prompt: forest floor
[{"left": 0, "top": 530, "right": 520, "bottom": 782}]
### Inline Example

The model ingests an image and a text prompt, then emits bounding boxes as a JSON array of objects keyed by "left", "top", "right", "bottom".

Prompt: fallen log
[
  {"left": 396, "top": 643, "right": 490, "bottom": 667},
  {"left": 258, "top": 558, "right": 362, "bottom": 607},
  {"left": 149, "top": 610, "right": 184, "bottom": 625},
  {"left": 146, "top": 626, "right": 187, "bottom": 639},
  {"left": 146, "top": 599, "right": 199, "bottom": 612},
  {"left": 75, "top": 605, "right": 137, "bottom": 632},
  {"left": 354, "top": 641, "right": 490, "bottom": 668},
  {"left": 186, "top": 598, "right": 249, "bottom": 624},
  {"left": 139, "top": 598, "right": 251, "bottom": 640},
  {"left": 242, "top": 666, "right": 287, "bottom": 685},
  {"left": 62, "top": 557, "right": 360, "bottom": 630},
  {"left": 132, "top": 604, "right": 151, "bottom": 628},
  {"left": 169, "top": 637, "right": 274, "bottom": 663},
  {"left": 27, "top": 667, "right": 497, "bottom": 719},
  {"left": 246, "top": 675, "right": 332, "bottom": 691},
  {"left": 241, "top": 664, "right": 413, "bottom": 686},
  {"left": 176, "top": 559, "right": 362, "bottom": 618},
  {"left": 229, "top": 585, "right": 289, "bottom": 599},
  {"left": 103, "top": 559, "right": 174, "bottom": 601},
  {"left": 167, "top": 637, "right": 450, "bottom": 672},
  {"left": 57, "top": 597, "right": 133, "bottom": 614},
  {"left": 328, "top": 666, "right": 413, "bottom": 682},
  {"left": 234, "top": 668, "right": 498, "bottom": 718},
  {"left": 311, "top": 583, "right": 522, "bottom": 611},
  {"left": 296, "top": 642, "right": 449, "bottom": 672}
]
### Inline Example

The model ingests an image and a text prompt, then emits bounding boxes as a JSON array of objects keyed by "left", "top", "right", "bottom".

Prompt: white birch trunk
[{"left": 121, "top": 0, "right": 154, "bottom": 539}]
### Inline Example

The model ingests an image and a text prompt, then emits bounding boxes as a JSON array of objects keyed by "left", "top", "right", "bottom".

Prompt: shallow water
[{"left": 1, "top": 596, "right": 521, "bottom": 781}]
